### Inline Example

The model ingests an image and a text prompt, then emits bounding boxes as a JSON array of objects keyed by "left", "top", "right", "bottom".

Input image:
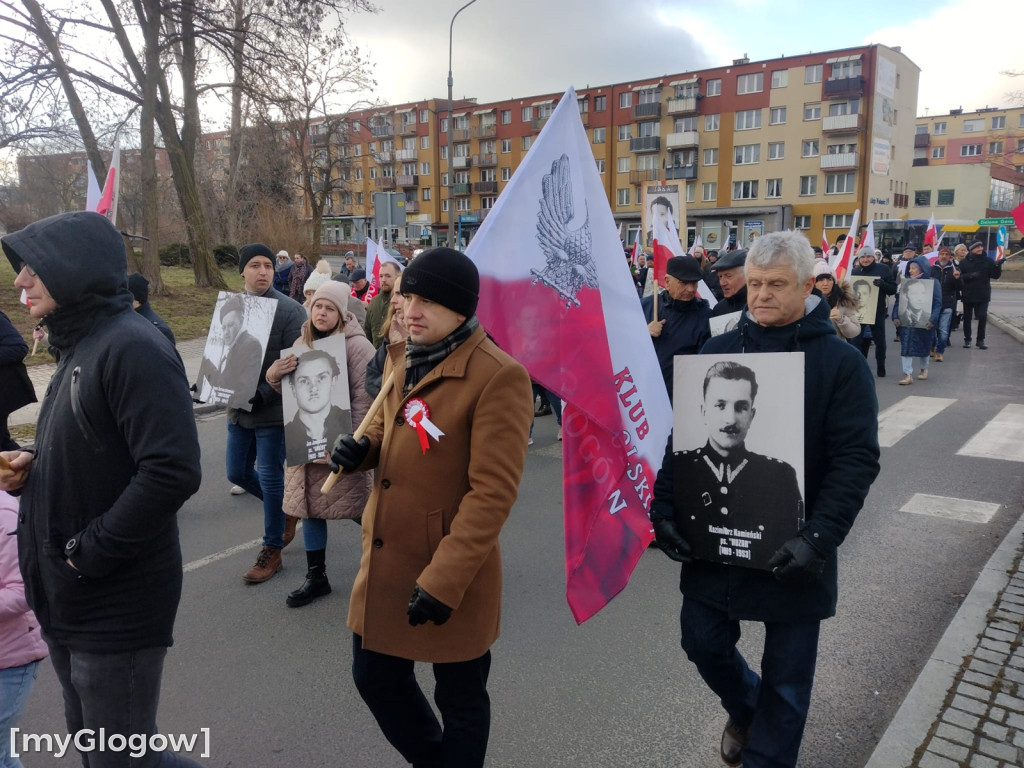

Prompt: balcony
[
  {"left": 370, "top": 124, "right": 394, "bottom": 138},
  {"left": 453, "top": 183, "right": 471, "bottom": 196},
  {"left": 374, "top": 177, "right": 396, "bottom": 189},
  {"left": 473, "top": 181, "right": 498, "bottom": 194},
  {"left": 913, "top": 133, "right": 931, "bottom": 148},
  {"left": 472, "top": 124, "right": 497, "bottom": 138},
  {"left": 453, "top": 156, "right": 469, "bottom": 169},
  {"left": 400, "top": 122, "right": 417, "bottom": 136},
  {"left": 912, "top": 158, "right": 929, "bottom": 167},
  {"left": 472, "top": 153, "right": 498, "bottom": 168},
  {"left": 396, "top": 174, "right": 419, "bottom": 187},
  {"left": 629, "top": 169, "right": 661, "bottom": 185},
  {"left": 473, "top": 208, "right": 491, "bottom": 222},
  {"left": 395, "top": 148, "right": 418, "bottom": 161},
  {"left": 453, "top": 128, "right": 470, "bottom": 142},
  {"left": 664, "top": 131, "right": 699, "bottom": 149},
  {"left": 578, "top": 111, "right": 589, "bottom": 127},
  {"left": 373, "top": 150, "right": 394, "bottom": 163},
  {"left": 821, "top": 114, "right": 863, "bottom": 134},
  {"left": 404, "top": 199, "right": 419, "bottom": 213},
  {"left": 530, "top": 116, "right": 550, "bottom": 132},
  {"left": 823, "top": 75, "right": 866, "bottom": 99},
  {"left": 819, "top": 152, "right": 858, "bottom": 170},
  {"left": 633, "top": 102, "right": 662, "bottom": 119},
  {"left": 630, "top": 136, "right": 661, "bottom": 153},
  {"left": 664, "top": 163, "right": 698, "bottom": 180},
  {"left": 667, "top": 96, "right": 698, "bottom": 114}
]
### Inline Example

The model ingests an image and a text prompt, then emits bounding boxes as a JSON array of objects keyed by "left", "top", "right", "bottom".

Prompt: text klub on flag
[{"left": 466, "top": 87, "right": 672, "bottom": 624}]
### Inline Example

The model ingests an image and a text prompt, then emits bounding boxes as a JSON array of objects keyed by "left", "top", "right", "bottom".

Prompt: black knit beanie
[
  {"left": 401, "top": 247, "right": 479, "bottom": 317},
  {"left": 127, "top": 273, "right": 149, "bottom": 304},
  {"left": 238, "top": 243, "right": 276, "bottom": 274}
]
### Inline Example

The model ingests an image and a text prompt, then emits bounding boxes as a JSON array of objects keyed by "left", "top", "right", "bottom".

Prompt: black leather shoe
[
  {"left": 977, "top": 342, "right": 987, "bottom": 350},
  {"left": 286, "top": 568, "right": 332, "bottom": 607},
  {"left": 721, "top": 718, "right": 749, "bottom": 767},
  {"left": 963, "top": 340, "right": 971, "bottom": 348},
  {"left": 877, "top": 365, "right": 886, "bottom": 378}
]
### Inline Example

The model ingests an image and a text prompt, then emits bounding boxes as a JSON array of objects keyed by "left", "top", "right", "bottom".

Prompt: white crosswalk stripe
[
  {"left": 900, "top": 494, "right": 1001, "bottom": 524},
  {"left": 877, "top": 395, "right": 957, "bottom": 448},
  {"left": 956, "top": 403, "right": 1024, "bottom": 462}
]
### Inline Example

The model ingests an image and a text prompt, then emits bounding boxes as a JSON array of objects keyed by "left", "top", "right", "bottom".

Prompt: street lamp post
[{"left": 447, "top": 0, "right": 480, "bottom": 248}]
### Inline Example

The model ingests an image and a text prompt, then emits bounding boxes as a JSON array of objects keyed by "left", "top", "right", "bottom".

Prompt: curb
[
  {"left": 863, "top": 514, "right": 1024, "bottom": 768},
  {"left": 990, "top": 314, "right": 1024, "bottom": 345}
]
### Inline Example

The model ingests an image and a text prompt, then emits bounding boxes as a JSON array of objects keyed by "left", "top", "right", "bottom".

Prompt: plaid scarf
[{"left": 403, "top": 316, "right": 479, "bottom": 394}]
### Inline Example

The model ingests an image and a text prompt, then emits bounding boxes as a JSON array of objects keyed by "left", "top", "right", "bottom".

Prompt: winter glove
[
  {"left": 248, "top": 390, "right": 264, "bottom": 409},
  {"left": 767, "top": 535, "right": 825, "bottom": 584},
  {"left": 873, "top": 278, "right": 883, "bottom": 286},
  {"left": 652, "top": 518, "right": 692, "bottom": 563},
  {"left": 328, "top": 434, "right": 370, "bottom": 474},
  {"left": 407, "top": 585, "right": 452, "bottom": 626}
]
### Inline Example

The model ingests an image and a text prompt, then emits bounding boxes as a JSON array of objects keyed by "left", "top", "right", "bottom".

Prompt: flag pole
[
  {"left": 652, "top": 278, "right": 659, "bottom": 324},
  {"left": 320, "top": 371, "right": 395, "bottom": 494}
]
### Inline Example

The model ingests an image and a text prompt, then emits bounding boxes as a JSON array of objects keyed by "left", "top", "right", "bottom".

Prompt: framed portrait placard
[
  {"left": 849, "top": 278, "right": 880, "bottom": 325},
  {"left": 671, "top": 353, "right": 805, "bottom": 570},
  {"left": 898, "top": 278, "right": 935, "bottom": 329},
  {"left": 194, "top": 292, "right": 276, "bottom": 410},
  {"left": 281, "top": 334, "right": 352, "bottom": 467}
]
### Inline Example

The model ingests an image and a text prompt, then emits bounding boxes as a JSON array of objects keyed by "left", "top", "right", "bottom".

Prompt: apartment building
[{"left": 911, "top": 107, "right": 1024, "bottom": 239}]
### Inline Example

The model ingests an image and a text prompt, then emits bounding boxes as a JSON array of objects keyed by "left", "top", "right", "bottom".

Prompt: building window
[
  {"left": 501, "top": 167, "right": 511, "bottom": 181},
  {"left": 592, "top": 127, "right": 606, "bottom": 144},
  {"left": 960, "top": 143, "right": 982, "bottom": 157},
  {"left": 497, "top": 110, "right": 509, "bottom": 125},
  {"left": 521, "top": 106, "right": 533, "bottom": 122},
  {"left": 441, "top": 172, "right": 449, "bottom": 186},
  {"left": 736, "top": 73, "right": 763, "bottom": 94},
  {"left": 732, "top": 180, "right": 759, "bottom": 200},
  {"left": 354, "top": 168, "right": 363, "bottom": 181},
  {"left": 481, "top": 196, "right": 496, "bottom": 210},
  {"left": 766, "top": 178, "right": 782, "bottom": 198},
  {"left": 369, "top": 166, "right": 377, "bottom": 179},
  {"left": 768, "top": 141, "right": 785, "bottom": 160},
  {"left": 616, "top": 188, "right": 630, "bottom": 206},
  {"left": 637, "top": 87, "right": 661, "bottom": 105},
  {"left": 637, "top": 120, "right": 659, "bottom": 138},
  {"left": 617, "top": 125, "right": 632, "bottom": 141},
  {"left": 419, "top": 136, "right": 429, "bottom": 150},
  {"left": 828, "top": 100, "right": 859, "bottom": 116},
  {"left": 914, "top": 190, "right": 931, "bottom": 207},
  {"left": 619, "top": 92, "right": 632, "bottom": 109},
  {"left": 537, "top": 102, "right": 554, "bottom": 119},
  {"left": 799, "top": 175, "right": 817, "bottom": 196},
  {"left": 617, "top": 157, "right": 630, "bottom": 173},
  {"left": 442, "top": 199, "right": 449, "bottom": 212},
  {"left": 824, "top": 213, "right": 854, "bottom": 228},
  {"left": 771, "top": 70, "right": 788, "bottom": 88},
  {"left": 830, "top": 59, "right": 862, "bottom": 80},
  {"left": 522, "top": 136, "right": 533, "bottom": 151},
  {"left": 420, "top": 161, "right": 430, "bottom": 175},
  {"left": 803, "top": 104, "right": 821, "bottom": 121},
  {"left": 805, "top": 64, "right": 823, "bottom": 84},
  {"left": 578, "top": 98, "right": 588, "bottom": 114},
  {"left": 637, "top": 154, "right": 658, "bottom": 171},
  {"left": 735, "top": 109, "right": 762, "bottom": 130},
  {"left": 769, "top": 107, "right": 787, "bottom": 125},
  {"left": 422, "top": 188, "right": 431, "bottom": 201},
  {"left": 937, "top": 189, "right": 955, "bottom": 206},
  {"left": 703, "top": 148, "right": 718, "bottom": 166},
  {"left": 931, "top": 146, "right": 945, "bottom": 159},
  {"left": 794, "top": 215, "right": 810, "bottom": 229},
  {"left": 802, "top": 139, "right": 819, "bottom": 157},
  {"left": 989, "top": 141, "right": 1004, "bottom": 155},
  {"left": 992, "top": 116, "right": 1006, "bottom": 130},
  {"left": 915, "top": 125, "right": 928, "bottom": 135},
  {"left": 594, "top": 95, "right": 607, "bottom": 112},
  {"left": 596, "top": 158, "right": 605, "bottom": 174},
  {"left": 702, "top": 182, "right": 717, "bottom": 202},
  {"left": 686, "top": 182, "right": 695, "bottom": 203},
  {"left": 674, "top": 116, "right": 697, "bottom": 132},
  {"left": 826, "top": 172, "right": 856, "bottom": 194},
  {"left": 501, "top": 138, "right": 511, "bottom": 153},
  {"left": 1017, "top": 139, "right": 1024, "bottom": 153},
  {"left": 706, "top": 78, "right": 722, "bottom": 97},
  {"left": 963, "top": 118, "right": 984, "bottom": 132},
  {"left": 419, "top": 109, "right": 428, "bottom": 123},
  {"left": 934, "top": 121, "right": 947, "bottom": 134},
  {"left": 827, "top": 143, "right": 856, "bottom": 154},
  {"left": 635, "top": 187, "right": 643, "bottom": 205},
  {"left": 456, "top": 198, "right": 471, "bottom": 212},
  {"left": 704, "top": 113, "right": 720, "bottom": 131},
  {"left": 734, "top": 144, "right": 760, "bottom": 164}
]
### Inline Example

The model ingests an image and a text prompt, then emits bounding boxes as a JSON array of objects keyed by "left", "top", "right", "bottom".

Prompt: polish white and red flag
[
  {"left": 630, "top": 236, "right": 643, "bottom": 267},
  {"left": 924, "top": 211, "right": 937, "bottom": 248},
  {"left": 821, "top": 229, "right": 831, "bottom": 256},
  {"left": 93, "top": 133, "right": 121, "bottom": 224},
  {"left": 687, "top": 234, "right": 703, "bottom": 257},
  {"left": 466, "top": 87, "right": 672, "bottom": 623},
  {"left": 361, "top": 237, "right": 405, "bottom": 303},
  {"left": 829, "top": 208, "right": 860, "bottom": 281},
  {"left": 652, "top": 202, "right": 718, "bottom": 308}
]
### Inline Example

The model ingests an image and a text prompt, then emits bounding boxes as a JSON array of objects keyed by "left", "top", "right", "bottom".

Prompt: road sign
[{"left": 977, "top": 217, "right": 1014, "bottom": 226}]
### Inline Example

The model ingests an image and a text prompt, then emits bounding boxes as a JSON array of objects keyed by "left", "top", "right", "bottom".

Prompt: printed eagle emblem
[{"left": 531, "top": 153, "right": 598, "bottom": 307}]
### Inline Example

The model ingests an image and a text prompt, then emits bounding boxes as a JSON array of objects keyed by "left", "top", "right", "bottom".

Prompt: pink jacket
[{"left": 0, "top": 493, "right": 48, "bottom": 669}]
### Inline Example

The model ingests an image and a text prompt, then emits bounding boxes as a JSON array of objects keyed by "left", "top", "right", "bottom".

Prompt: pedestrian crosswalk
[
  {"left": 957, "top": 404, "right": 1024, "bottom": 462},
  {"left": 900, "top": 493, "right": 1001, "bottom": 524},
  {"left": 876, "top": 396, "right": 957, "bottom": 448}
]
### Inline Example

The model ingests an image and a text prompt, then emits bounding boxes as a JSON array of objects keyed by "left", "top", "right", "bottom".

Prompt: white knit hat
[{"left": 303, "top": 270, "right": 329, "bottom": 295}]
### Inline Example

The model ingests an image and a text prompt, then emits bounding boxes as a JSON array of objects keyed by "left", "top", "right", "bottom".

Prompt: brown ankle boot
[
  {"left": 243, "top": 547, "right": 282, "bottom": 583},
  {"left": 283, "top": 515, "right": 299, "bottom": 547}
]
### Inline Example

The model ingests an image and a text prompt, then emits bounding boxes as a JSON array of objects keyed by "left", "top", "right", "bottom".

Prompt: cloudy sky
[{"left": 343, "top": 0, "right": 1022, "bottom": 116}]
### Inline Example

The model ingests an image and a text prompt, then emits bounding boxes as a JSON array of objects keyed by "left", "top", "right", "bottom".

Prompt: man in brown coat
[{"left": 329, "top": 246, "right": 532, "bottom": 768}]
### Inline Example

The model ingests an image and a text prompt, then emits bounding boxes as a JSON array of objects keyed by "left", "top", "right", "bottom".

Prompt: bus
[{"left": 870, "top": 219, "right": 980, "bottom": 257}]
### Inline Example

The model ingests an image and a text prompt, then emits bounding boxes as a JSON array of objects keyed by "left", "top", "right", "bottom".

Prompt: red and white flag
[
  {"left": 688, "top": 234, "right": 703, "bottom": 257},
  {"left": 829, "top": 208, "right": 860, "bottom": 281},
  {"left": 861, "top": 219, "right": 876, "bottom": 253},
  {"left": 94, "top": 133, "right": 121, "bottom": 224},
  {"left": 652, "top": 208, "right": 717, "bottom": 308},
  {"left": 362, "top": 237, "right": 405, "bottom": 303},
  {"left": 630, "top": 237, "right": 643, "bottom": 267},
  {"left": 85, "top": 164, "right": 102, "bottom": 213},
  {"left": 924, "top": 211, "right": 937, "bottom": 248},
  {"left": 1012, "top": 201, "right": 1024, "bottom": 239},
  {"left": 821, "top": 229, "right": 830, "bottom": 256},
  {"left": 466, "top": 87, "right": 673, "bottom": 623}
]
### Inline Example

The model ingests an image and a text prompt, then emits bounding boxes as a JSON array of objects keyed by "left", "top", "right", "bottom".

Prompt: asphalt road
[{"left": 16, "top": 321, "right": 1024, "bottom": 768}]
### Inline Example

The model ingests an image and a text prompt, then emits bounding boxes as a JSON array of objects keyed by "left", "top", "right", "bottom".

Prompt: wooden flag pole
[
  {"left": 652, "top": 279, "right": 659, "bottom": 324},
  {"left": 320, "top": 371, "right": 395, "bottom": 494}
]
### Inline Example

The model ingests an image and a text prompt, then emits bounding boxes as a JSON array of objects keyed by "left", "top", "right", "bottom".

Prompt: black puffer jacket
[
  {"left": 959, "top": 252, "right": 1002, "bottom": 303},
  {"left": 1, "top": 211, "right": 201, "bottom": 652},
  {"left": 641, "top": 292, "right": 712, "bottom": 397}
]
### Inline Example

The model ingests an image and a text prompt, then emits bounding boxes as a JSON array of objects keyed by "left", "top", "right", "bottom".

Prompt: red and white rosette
[{"left": 404, "top": 398, "right": 445, "bottom": 454}]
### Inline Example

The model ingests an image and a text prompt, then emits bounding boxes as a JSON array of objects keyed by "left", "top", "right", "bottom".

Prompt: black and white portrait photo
[
  {"left": 898, "top": 278, "right": 935, "bottom": 329},
  {"left": 709, "top": 311, "right": 742, "bottom": 337},
  {"left": 282, "top": 335, "right": 352, "bottom": 467},
  {"left": 642, "top": 182, "right": 681, "bottom": 248},
  {"left": 671, "top": 354, "right": 805, "bottom": 569},
  {"left": 195, "top": 292, "right": 276, "bottom": 410},
  {"left": 850, "top": 277, "right": 880, "bottom": 326}
]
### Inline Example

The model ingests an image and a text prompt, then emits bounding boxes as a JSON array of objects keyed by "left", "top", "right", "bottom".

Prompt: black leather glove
[
  {"left": 652, "top": 519, "right": 692, "bottom": 563},
  {"left": 873, "top": 278, "right": 883, "bottom": 286},
  {"left": 767, "top": 535, "right": 825, "bottom": 584},
  {"left": 407, "top": 585, "right": 452, "bottom": 626},
  {"left": 328, "top": 434, "right": 370, "bottom": 473}
]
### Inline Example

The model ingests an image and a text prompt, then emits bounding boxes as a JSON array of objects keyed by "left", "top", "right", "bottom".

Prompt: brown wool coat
[
  {"left": 347, "top": 326, "right": 533, "bottom": 663},
  {"left": 273, "top": 314, "right": 376, "bottom": 520}
]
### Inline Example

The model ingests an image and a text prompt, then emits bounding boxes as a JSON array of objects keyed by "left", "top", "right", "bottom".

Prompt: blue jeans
[
  {"left": 1, "top": 660, "right": 41, "bottom": 768},
  {"left": 47, "top": 644, "right": 201, "bottom": 767},
  {"left": 680, "top": 597, "right": 820, "bottom": 768},
  {"left": 352, "top": 634, "right": 491, "bottom": 768},
  {"left": 935, "top": 307, "right": 953, "bottom": 354},
  {"left": 302, "top": 517, "right": 328, "bottom": 551},
  {"left": 226, "top": 422, "right": 286, "bottom": 549}
]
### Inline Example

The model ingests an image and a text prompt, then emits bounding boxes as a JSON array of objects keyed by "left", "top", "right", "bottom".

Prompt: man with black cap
[
  {"left": 959, "top": 240, "right": 1004, "bottom": 349},
  {"left": 350, "top": 267, "right": 370, "bottom": 301},
  {"left": 328, "top": 246, "right": 533, "bottom": 768},
  {"left": 0, "top": 211, "right": 203, "bottom": 767},
  {"left": 710, "top": 248, "right": 748, "bottom": 317},
  {"left": 850, "top": 247, "right": 897, "bottom": 377},
  {"left": 127, "top": 272, "right": 175, "bottom": 344},
  {"left": 642, "top": 254, "right": 712, "bottom": 398},
  {"left": 228, "top": 243, "right": 306, "bottom": 583}
]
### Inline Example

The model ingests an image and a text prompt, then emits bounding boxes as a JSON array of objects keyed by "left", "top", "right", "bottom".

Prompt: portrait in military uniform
[
  {"left": 195, "top": 291, "right": 276, "bottom": 410},
  {"left": 898, "top": 277, "right": 934, "bottom": 329},
  {"left": 672, "top": 355, "right": 805, "bottom": 570},
  {"left": 281, "top": 335, "right": 352, "bottom": 467}
]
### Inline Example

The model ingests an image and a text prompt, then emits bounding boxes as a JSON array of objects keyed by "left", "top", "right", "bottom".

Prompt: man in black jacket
[
  {"left": 1, "top": 211, "right": 203, "bottom": 767},
  {"left": 850, "top": 247, "right": 897, "bottom": 377},
  {"left": 929, "top": 247, "right": 962, "bottom": 360},
  {"left": 959, "top": 240, "right": 1004, "bottom": 349},
  {"left": 709, "top": 249, "right": 748, "bottom": 318}
]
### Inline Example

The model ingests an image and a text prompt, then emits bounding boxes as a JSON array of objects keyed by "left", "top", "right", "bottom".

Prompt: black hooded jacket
[{"left": 1, "top": 211, "right": 201, "bottom": 652}]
